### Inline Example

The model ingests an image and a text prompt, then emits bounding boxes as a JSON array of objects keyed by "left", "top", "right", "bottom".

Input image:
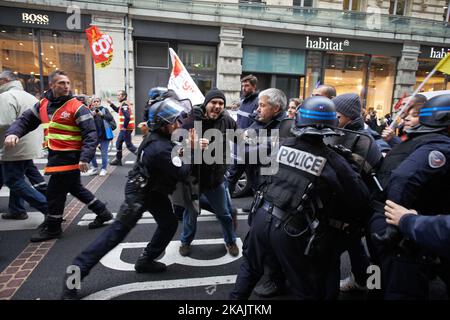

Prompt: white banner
[{"left": 168, "top": 48, "right": 205, "bottom": 106}]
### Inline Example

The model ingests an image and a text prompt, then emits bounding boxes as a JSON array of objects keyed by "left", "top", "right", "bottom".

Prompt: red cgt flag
[{"left": 85, "top": 26, "right": 113, "bottom": 68}]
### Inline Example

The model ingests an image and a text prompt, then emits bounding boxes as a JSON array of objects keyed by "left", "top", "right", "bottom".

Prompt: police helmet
[
  {"left": 148, "top": 87, "right": 179, "bottom": 103},
  {"left": 147, "top": 97, "right": 190, "bottom": 132},
  {"left": 291, "top": 96, "right": 339, "bottom": 136},
  {"left": 419, "top": 94, "right": 450, "bottom": 128}
]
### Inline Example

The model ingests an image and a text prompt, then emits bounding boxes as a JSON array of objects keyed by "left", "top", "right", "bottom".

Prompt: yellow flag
[{"left": 436, "top": 53, "right": 450, "bottom": 74}]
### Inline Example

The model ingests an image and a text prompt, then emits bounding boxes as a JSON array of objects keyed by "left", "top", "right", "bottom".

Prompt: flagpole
[{"left": 389, "top": 64, "right": 440, "bottom": 129}]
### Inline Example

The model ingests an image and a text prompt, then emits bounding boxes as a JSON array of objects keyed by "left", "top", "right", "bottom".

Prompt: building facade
[{"left": 1, "top": 0, "right": 450, "bottom": 124}]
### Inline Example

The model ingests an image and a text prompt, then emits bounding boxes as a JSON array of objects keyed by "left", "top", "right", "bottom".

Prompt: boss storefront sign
[
  {"left": 0, "top": 6, "right": 90, "bottom": 31},
  {"left": 22, "top": 12, "right": 50, "bottom": 25}
]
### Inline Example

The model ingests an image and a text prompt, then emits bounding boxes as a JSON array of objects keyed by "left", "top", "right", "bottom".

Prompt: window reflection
[
  {"left": 416, "top": 58, "right": 449, "bottom": 92},
  {"left": 324, "top": 53, "right": 368, "bottom": 97},
  {"left": 40, "top": 30, "right": 93, "bottom": 95},
  {"left": 305, "top": 51, "right": 322, "bottom": 97},
  {"left": 0, "top": 27, "right": 93, "bottom": 97},
  {"left": 0, "top": 27, "right": 41, "bottom": 97},
  {"left": 366, "top": 56, "right": 396, "bottom": 117},
  {"left": 178, "top": 44, "right": 216, "bottom": 95},
  {"left": 389, "top": 0, "right": 408, "bottom": 16}
]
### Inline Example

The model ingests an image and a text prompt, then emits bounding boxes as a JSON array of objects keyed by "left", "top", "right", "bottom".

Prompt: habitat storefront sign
[{"left": 305, "top": 36, "right": 350, "bottom": 52}]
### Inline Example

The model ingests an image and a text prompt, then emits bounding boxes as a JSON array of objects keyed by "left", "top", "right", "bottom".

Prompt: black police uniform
[
  {"left": 230, "top": 134, "right": 370, "bottom": 299},
  {"left": 69, "top": 131, "right": 191, "bottom": 282},
  {"left": 369, "top": 131, "right": 450, "bottom": 299}
]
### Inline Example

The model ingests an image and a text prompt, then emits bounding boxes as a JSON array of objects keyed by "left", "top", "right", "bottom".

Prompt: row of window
[{"left": 235, "top": 0, "right": 450, "bottom": 20}]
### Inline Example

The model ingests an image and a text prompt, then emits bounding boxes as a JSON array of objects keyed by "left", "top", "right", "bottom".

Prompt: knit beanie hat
[
  {"left": 203, "top": 88, "right": 226, "bottom": 110},
  {"left": 332, "top": 93, "right": 362, "bottom": 120}
]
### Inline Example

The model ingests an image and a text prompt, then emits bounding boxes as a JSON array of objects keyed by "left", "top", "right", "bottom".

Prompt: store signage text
[
  {"left": 21, "top": 12, "right": 49, "bottom": 25},
  {"left": 306, "top": 36, "right": 350, "bottom": 52},
  {"left": 430, "top": 47, "right": 450, "bottom": 59}
]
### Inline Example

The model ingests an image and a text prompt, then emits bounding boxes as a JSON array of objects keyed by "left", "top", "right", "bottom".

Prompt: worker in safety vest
[
  {"left": 4, "top": 70, "right": 112, "bottom": 242},
  {"left": 107, "top": 90, "right": 137, "bottom": 166}
]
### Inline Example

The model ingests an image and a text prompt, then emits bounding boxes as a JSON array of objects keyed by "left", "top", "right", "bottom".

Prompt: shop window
[
  {"left": 366, "top": 56, "right": 396, "bottom": 117},
  {"left": 343, "top": 0, "right": 360, "bottom": 11},
  {"left": 136, "top": 41, "right": 168, "bottom": 69},
  {"left": 305, "top": 51, "right": 323, "bottom": 98},
  {"left": 1, "top": 27, "right": 92, "bottom": 97},
  {"left": 416, "top": 58, "right": 449, "bottom": 92},
  {"left": 243, "top": 46, "right": 305, "bottom": 75},
  {"left": 275, "top": 74, "right": 301, "bottom": 100},
  {"left": 323, "top": 53, "right": 369, "bottom": 98},
  {"left": 0, "top": 27, "right": 41, "bottom": 97},
  {"left": 389, "top": 0, "right": 408, "bottom": 16},
  {"left": 178, "top": 44, "right": 216, "bottom": 95},
  {"left": 40, "top": 30, "right": 93, "bottom": 96}
]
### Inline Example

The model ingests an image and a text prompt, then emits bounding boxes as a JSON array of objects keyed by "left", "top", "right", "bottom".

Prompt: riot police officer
[
  {"left": 62, "top": 91, "right": 194, "bottom": 299},
  {"left": 370, "top": 94, "right": 450, "bottom": 299},
  {"left": 230, "top": 96, "right": 370, "bottom": 300}
]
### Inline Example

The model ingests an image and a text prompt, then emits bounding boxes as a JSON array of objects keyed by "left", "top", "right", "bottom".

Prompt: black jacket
[
  {"left": 6, "top": 90, "right": 98, "bottom": 174},
  {"left": 193, "top": 107, "right": 237, "bottom": 191},
  {"left": 92, "top": 106, "right": 114, "bottom": 141},
  {"left": 328, "top": 116, "right": 382, "bottom": 170}
]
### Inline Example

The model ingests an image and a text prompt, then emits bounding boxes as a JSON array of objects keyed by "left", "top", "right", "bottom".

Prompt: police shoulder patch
[
  {"left": 172, "top": 156, "right": 182, "bottom": 167},
  {"left": 277, "top": 146, "right": 327, "bottom": 177},
  {"left": 428, "top": 150, "right": 446, "bottom": 169}
]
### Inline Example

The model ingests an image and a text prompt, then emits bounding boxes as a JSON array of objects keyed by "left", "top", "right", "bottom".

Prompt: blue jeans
[
  {"left": 2, "top": 160, "right": 48, "bottom": 215},
  {"left": 91, "top": 139, "right": 111, "bottom": 170},
  {"left": 115, "top": 130, "right": 137, "bottom": 160},
  {"left": 180, "top": 182, "right": 236, "bottom": 245}
]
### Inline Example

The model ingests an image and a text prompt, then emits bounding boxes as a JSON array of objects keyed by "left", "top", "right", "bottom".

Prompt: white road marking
[
  {"left": 77, "top": 210, "right": 248, "bottom": 226},
  {"left": 95, "top": 152, "right": 116, "bottom": 156},
  {"left": 82, "top": 275, "right": 237, "bottom": 300},
  {"left": 100, "top": 238, "right": 243, "bottom": 271},
  {"left": 0, "top": 212, "right": 44, "bottom": 231}
]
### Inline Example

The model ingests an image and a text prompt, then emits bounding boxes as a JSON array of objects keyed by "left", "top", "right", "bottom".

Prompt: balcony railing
[{"left": 58, "top": 0, "right": 450, "bottom": 38}]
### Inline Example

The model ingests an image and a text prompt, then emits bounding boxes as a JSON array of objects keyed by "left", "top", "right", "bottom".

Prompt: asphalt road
[{"left": 0, "top": 142, "right": 447, "bottom": 301}]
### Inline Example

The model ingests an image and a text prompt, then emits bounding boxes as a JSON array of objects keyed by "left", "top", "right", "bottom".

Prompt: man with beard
[{"left": 179, "top": 88, "right": 239, "bottom": 257}]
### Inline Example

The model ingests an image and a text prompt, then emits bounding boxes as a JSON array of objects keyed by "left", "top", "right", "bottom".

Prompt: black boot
[
  {"left": 254, "top": 278, "right": 286, "bottom": 298},
  {"left": 30, "top": 219, "right": 62, "bottom": 242},
  {"left": 371, "top": 225, "right": 402, "bottom": 251},
  {"left": 88, "top": 208, "right": 113, "bottom": 229},
  {"left": 134, "top": 253, "right": 166, "bottom": 273},
  {"left": 109, "top": 158, "right": 122, "bottom": 166}
]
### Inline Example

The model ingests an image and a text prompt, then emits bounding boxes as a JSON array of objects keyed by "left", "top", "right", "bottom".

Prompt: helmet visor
[
  {"left": 148, "top": 98, "right": 188, "bottom": 131},
  {"left": 178, "top": 99, "right": 195, "bottom": 129}
]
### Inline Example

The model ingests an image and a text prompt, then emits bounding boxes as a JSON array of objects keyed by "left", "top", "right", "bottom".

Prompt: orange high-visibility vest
[
  {"left": 39, "top": 97, "right": 83, "bottom": 151},
  {"left": 118, "top": 103, "right": 135, "bottom": 130}
]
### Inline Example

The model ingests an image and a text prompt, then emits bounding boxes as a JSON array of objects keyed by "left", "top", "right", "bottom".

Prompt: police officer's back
[{"left": 370, "top": 94, "right": 450, "bottom": 299}]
